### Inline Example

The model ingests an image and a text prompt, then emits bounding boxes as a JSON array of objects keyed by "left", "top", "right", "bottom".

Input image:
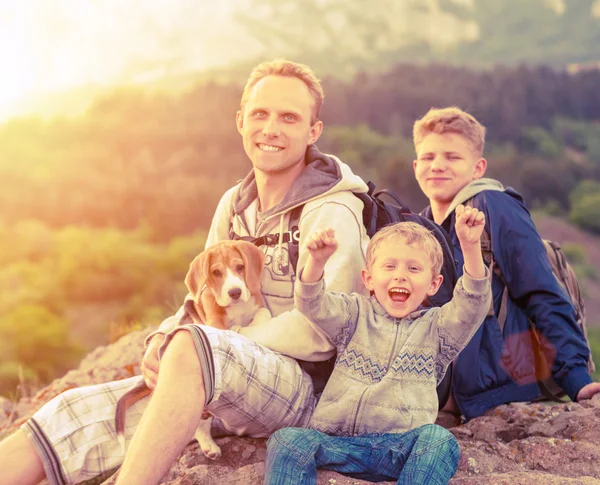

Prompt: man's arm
[{"left": 482, "top": 191, "right": 593, "bottom": 400}]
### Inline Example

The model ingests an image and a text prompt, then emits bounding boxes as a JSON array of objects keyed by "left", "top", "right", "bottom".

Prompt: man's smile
[{"left": 257, "top": 143, "right": 284, "bottom": 152}]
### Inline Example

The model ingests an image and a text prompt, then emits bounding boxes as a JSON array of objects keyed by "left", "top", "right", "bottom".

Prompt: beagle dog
[{"left": 115, "top": 240, "right": 270, "bottom": 460}]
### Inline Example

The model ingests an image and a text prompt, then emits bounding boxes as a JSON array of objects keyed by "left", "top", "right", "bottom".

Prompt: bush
[
  {"left": 0, "top": 304, "right": 85, "bottom": 396},
  {"left": 569, "top": 181, "right": 600, "bottom": 234}
]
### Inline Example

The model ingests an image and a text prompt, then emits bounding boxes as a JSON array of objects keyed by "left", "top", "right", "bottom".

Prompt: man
[{"left": 0, "top": 59, "right": 370, "bottom": 485}]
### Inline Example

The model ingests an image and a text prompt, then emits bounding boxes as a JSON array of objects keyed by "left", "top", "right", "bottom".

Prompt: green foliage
[
  {"left": 562, "top": 242, "right": 598, "bottom": 282},
  {"left": 552, "top": 118, "right": 589, "bottom": 152},
  {"left": 0, "top": 305, "right": 84, "bottom": 395},
  {"left": 0, "top": 221, "right": 206, "bottom": 396},
  {"left": 518, "top": 126, "right": 563, "bottom": 158},
  {"left": 569, "top": 181, "right": 600, "bottom": 235}
]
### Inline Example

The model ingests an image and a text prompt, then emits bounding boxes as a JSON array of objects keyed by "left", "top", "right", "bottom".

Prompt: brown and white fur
[{"left": 114, "top": 240, "right": 270, "bottom": 460}]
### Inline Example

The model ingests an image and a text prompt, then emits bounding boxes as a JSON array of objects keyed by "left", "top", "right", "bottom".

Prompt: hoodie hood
[
  {"left": 443, "top": 178, "right": 505, "bottom": 221},
  {"left": 232, "top": 144, "right": 368, "bottom": 222}
]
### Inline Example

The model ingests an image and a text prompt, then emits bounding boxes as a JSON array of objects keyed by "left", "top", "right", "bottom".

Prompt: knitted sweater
[{"left": 295, "top": 270, "right": 491, "bottom": 436}]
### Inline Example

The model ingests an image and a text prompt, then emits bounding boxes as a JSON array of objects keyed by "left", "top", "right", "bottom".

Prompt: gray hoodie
[{"left": 153, "top": 146, "right": 371, "bottom": 361}]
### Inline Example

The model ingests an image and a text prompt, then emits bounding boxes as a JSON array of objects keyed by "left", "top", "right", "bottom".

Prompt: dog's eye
[
  {"left": 236, "top": 264, "right": 244, "bottom": 273},
  {"left": 212, "top": 269, "right": 222, "bottom": 277}
]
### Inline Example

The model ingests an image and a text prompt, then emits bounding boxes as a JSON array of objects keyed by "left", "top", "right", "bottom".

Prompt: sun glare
[{"left": 0, "top": 0, "right": 252, "bottom": 121}]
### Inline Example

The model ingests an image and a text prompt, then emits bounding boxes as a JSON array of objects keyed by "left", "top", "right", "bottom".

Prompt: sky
[
  {"left": 0, "top": 0, "right": 259, "bottom": 120},
  {"left": 1, "top": 0, "right": 599, "bottom": 121}
]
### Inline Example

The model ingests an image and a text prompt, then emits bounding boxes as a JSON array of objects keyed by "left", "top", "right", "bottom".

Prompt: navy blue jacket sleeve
[{"left": 473, "top": 190, "right": 592, "bottom": 400}]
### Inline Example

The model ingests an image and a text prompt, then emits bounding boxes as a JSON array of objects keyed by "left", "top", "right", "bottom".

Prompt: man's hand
[
  {"left": 576, "top": 382, "right": 600, "bottom": 401},
  {"left": 455, "top": 204, "right": 485, "bottom": 246},
  {"left": 141, "top": 334, "right": 165, "bottom": 389},
  {"left": 302, "top": 228, "right": 338, "bottom": 283}
]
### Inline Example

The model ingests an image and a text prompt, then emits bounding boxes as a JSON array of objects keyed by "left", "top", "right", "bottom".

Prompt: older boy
[
  {"left": 412, "top": 106, "right": 600, "bottom": 421},
  {"left": 264, "top": 209, "right": 491, "bottom": 485}
]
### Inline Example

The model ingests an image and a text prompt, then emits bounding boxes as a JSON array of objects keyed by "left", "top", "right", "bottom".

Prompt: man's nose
[{"left": 262, "top": 117, "right": 281, "bottom": 137}]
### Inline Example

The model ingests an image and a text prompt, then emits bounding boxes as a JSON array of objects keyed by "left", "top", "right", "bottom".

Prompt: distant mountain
[{"left": 232, "top": 0, "right": 600, "bottom": 76}]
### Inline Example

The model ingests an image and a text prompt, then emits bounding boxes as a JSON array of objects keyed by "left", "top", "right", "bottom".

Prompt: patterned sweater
[{"left": 295, "top": 270, "right": 491, "bottom": 436}]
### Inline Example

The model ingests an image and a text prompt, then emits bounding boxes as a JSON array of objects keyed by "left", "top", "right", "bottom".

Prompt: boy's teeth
[{"left": 390, "top": 288, "right": 409, "bottom": 303}]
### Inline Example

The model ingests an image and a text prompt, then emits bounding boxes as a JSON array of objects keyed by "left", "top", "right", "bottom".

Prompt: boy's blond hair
[
  {"left": 240, "top": 59, "right": 324, "bottom": 125},
  {"left": 413, "top": 107, "right": 486, "bottom": 157},
  {"left": 366, "top": 222, "right": 443, "bottom": 277}
]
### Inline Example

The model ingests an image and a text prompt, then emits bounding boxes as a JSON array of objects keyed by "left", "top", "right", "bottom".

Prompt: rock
[{"left": 1, "top": 329, "right": 599, "bottom": 484}]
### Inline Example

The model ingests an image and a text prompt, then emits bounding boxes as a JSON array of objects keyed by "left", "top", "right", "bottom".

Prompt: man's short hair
[
  {"left": 413, "top": 107, "right": 486, "bottom": 157},
  {"left": 366, "top": 222, "right": 443, "bottom": 277},
  {"left": 240, "top": 59, "right": 324, "bottom": 125}
]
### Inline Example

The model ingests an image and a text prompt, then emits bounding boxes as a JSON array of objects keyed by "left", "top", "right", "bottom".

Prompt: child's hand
[
  {"left": 455, "top": 204, "right": 485, "bottom": 246},
  {"left": 306, "top": 228, "right": 338, "bottom": 265}
]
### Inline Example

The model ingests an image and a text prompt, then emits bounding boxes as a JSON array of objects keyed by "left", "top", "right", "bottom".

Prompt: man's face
[
  {"left": 361, "top": 236, "right": 443, "bottom": 319},
  {"left": 413, "top": 132, "right": 486, "bottom": 208},
  {"left": 236, "top": 75, "right": 323, "bottom": 176}
]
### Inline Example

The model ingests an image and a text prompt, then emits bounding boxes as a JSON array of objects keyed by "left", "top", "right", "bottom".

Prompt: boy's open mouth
[{"left": 389, "top": 288, "right": 409, "bottom": 303}]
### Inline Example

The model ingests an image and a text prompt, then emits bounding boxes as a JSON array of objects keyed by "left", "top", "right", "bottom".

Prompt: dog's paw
[{"left": 201, "top": 441, "right": 222, "bottom": 460}]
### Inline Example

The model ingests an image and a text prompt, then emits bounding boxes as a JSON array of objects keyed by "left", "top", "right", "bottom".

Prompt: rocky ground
[{"left": 2, "top": 329, "right": 599, "bottom": 485}]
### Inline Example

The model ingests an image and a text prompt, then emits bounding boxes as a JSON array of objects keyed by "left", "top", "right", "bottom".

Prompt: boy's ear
[
  {"left": 474, "top": 157, "right": 487, "bottom": 178},
  {"left": 412, "top": 159, "right": 418, "bottom": 174},
  {"left": 361, "top": 268, "right": 374, "bottom": 292},
  {"left": 427, "top": 274, "right": 444, "bottom": 296}
]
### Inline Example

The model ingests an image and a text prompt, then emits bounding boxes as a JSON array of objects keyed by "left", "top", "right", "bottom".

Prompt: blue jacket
[{"left": 422, "top": 179, "right": 592, "bottom": 420}]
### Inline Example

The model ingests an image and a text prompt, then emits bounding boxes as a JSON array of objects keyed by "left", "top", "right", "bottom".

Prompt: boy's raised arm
[
  {"left": 454, "top": 204, "right": 486, "bottom": 279},
  {"left": 302, "top": 228, "right": 339, "bottom": 283}
]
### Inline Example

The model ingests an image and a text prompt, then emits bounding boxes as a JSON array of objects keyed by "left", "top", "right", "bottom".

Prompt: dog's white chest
[{"left": 225, "top": 297, "right": 261, "bottom": 328}]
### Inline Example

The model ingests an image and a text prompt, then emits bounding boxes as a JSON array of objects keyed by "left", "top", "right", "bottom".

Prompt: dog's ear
[
  {"left": 185, "top": 249, "right": 211, "bottom": 301},
  {"left": 237, "top": 241, "right": 265, "bottom": 294}
]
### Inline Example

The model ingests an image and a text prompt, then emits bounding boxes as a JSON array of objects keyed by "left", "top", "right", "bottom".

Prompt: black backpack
[{"left": 232, "top": 181, "right": 458, "bottom": 408}]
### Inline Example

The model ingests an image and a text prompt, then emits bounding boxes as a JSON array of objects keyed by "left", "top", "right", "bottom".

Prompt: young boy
[
  {"left": 264, "top": 208, "right": 491, "bottom": 485},
  {"left": 412, "top": 106, "right": 600, "bottom": 421}
]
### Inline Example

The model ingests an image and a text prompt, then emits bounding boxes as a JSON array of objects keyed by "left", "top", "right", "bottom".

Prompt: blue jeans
[{"left": 264, "top": 424, "right": 460, "bottom": 485}]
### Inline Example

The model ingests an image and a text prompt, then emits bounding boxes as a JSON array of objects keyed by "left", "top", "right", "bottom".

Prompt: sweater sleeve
[
  {"left": 435, "top": 268, "right": 491, "bottom": 368},
  {"left": 237, "top": 197, "right": 368, "bottom": 360},
  {"left": 482, "top": 192, "right": 592, "bottom": 399},
  {"left": 294, "top": 276, "right": 361, "bottom": 350}
]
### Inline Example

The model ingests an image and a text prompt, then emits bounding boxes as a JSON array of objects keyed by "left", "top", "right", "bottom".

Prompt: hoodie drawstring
[{"left": 277, "top": 213, "right": 286, "bottom": 267}]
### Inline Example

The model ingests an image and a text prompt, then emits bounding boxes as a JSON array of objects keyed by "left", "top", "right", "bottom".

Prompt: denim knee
[
  {"left": 418, "top": 424, "right": 453, "bottom": 442},
  {"left": 418, "top": 424, "right": 459, "bottom": 463},
  {"left": 268, "top": 427, "right": 313, "bottom": 451}
]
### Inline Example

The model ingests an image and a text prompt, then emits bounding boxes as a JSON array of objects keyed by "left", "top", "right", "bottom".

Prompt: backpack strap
[
  {"left": 229, "top": 204, "right": 338, "bottom": 391},
  {"left": 230, "top": 205, "right": 303, "bottom": 272}
]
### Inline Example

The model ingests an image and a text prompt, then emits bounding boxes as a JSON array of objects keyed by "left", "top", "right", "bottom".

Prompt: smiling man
[{"left": 0, "top": 59, "right": 371, "bottom": 485}]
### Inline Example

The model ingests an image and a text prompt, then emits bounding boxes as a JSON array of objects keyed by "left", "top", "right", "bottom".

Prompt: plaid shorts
[{"left": 22, "top": 325, "right": 317, "bottom": 485}]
